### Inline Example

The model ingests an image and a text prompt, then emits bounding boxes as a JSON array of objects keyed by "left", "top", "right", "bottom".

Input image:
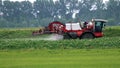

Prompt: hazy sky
[
  {"left": 4, "top": 0, "right": 109, "bottom": 3},
  {"left": 6, "top": 0, "right": 58, "bottom": 3}
]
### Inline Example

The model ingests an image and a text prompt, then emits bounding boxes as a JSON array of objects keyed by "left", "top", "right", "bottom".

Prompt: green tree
[
  {"left": 20, "top": 1, "right": 33, "bottom": 27},
  {"left": 107, "top": 0, "right": 120, "bottom": 25}
]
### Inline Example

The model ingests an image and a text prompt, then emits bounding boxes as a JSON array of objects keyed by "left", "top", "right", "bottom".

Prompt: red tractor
[{"left": 32, "top": 19, "right": 107, "bottom": 39}]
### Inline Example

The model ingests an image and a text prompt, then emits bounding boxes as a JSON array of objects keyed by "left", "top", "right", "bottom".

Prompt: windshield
[
  {"left": 95, "top": 21, "right": 104, "bottom": 32},
  {"left": 95, "top": 22, "right": 102, "bottom": 26}
]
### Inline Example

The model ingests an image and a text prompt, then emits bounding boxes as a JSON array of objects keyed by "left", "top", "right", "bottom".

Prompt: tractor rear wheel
[
  {"left": 81, "top": 33, "right": 94, "bottom": 39},
  {"left": 63, "top": 34, "right": 71, "bottom": 39}
]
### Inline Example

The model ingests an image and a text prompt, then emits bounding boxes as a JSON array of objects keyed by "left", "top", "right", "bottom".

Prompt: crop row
[
  {"left": 0, "top": 37, "right": 120, "bottom": 50},
  {"left": 0, "top": 26, "right": 120, "bottom": 39}
]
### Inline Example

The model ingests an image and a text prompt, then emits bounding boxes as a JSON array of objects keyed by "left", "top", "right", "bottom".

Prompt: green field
[
  {"left": 0, "top": 49, "right": 120, "bottom": 68},
  {"left": 0, "top": 26, "right": 120, "bottom": 68}
]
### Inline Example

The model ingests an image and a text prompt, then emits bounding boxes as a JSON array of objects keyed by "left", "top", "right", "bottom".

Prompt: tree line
[{"left": 0, "top": 0, "right": 120, "bottom": 28}]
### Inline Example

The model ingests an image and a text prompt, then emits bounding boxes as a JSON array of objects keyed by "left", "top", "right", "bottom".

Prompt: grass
[
  {"left": 0, "top": 26, "right": 120, "bottom": 68},
  {"left": 0, "top": 26, "right": 120, "bottom": 49},
  {"left": 0, "top": 49, "right": 120, "bottom": 68},
  {"left": 104, "top": 26, "right": 120, "bottom": 37},
  {"left": 0, "top": 26, "right": 120, "bottom": 39},
  {"left": 0, "top": 37, "right": 120, "bottom": 50},
  {"left": 0, "top": 27, "right": 48, "bottom": 39}
]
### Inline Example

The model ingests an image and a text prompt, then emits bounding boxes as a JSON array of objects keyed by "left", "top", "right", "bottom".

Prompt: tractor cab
[{"left": 93, "top": 19, "right": 107, "bottom": 32}]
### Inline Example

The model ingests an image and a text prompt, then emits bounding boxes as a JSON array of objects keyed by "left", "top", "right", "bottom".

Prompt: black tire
[
  {"left": 63, "top": 34, "right": 71, "bottom": 39},
  {"left": 81, "top": 33, "right": 94, "bottom": 39}
]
